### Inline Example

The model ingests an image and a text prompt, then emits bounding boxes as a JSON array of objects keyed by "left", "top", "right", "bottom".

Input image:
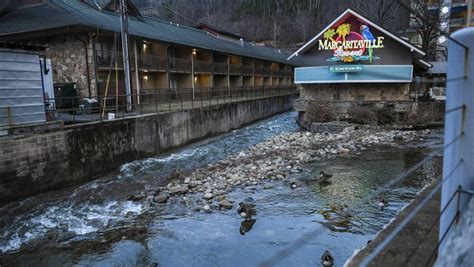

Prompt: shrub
[
  {"left": 346, "top": 106, "right": 377, "bottom": 125},
  {"left": 304, "top": 104, "right": 336, "bottom": 123}
]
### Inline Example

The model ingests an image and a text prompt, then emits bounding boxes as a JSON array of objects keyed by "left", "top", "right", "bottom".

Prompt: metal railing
[
  {"left": 213, "top": 62, "right": 228, "bottom": 74},
  {"left": 229, "top": 64, "right": 242, "bottom": 75},
  {"left": 95, "top": 51, "right": 295, "bottom": 78},
  {"left": 254, "top": 66, "right": 263, "bottom": 75},
  {"left": 133, "top": 54, "right": 167, "bottom": 71},
  {"left": 242, "top": 65, "right": 253, "bottom": 75},
  {"left": 43, "top": 86, "right": 297, "bottom": 124},
  {"left": 168, "top": 57, "right": 192, "bottom": 72},
  {"left": 193, "top": 60, "right": 213, "bottom": 73},
  {"left": 96, "top": 50, "right": 123, "bottom": 68}
]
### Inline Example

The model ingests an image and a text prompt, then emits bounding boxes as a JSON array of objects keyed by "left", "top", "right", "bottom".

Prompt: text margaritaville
[{"left": 318, "top": 37, "right": 385, "bottom": 50}]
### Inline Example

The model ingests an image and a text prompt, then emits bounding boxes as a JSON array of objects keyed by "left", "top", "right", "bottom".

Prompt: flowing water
[{"left": 0, "top": 112, "right": 443, "bottom": 266}]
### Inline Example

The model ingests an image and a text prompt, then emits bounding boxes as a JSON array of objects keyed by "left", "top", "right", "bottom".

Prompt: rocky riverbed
[{"left": 130, "top": 125, "right": 432, "bottom": 213}]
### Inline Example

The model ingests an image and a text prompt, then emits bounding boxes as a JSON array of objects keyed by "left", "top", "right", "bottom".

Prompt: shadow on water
[{"left": 0, "top": 112, "right": 444, "bottom": 267}]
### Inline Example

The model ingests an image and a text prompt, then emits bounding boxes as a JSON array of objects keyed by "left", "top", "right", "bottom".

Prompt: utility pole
[{"left": 120, "top": 0, "right": 132, "bottom": 111}]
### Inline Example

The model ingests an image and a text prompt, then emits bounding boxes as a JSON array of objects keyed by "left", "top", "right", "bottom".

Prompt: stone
[
  {"left": 340, "top": 148, "right": 350, "bottom": 154},
  {"left": 128, "top": 192, "right": 146, "bottom": 201},
  {"left": 169, "top": 186, "right": 188, "bottom": 195},
  {"left": 219, "top": 199, "right": 233, "bottom": 210},
  {"left": 202, "top": 204, "right": 211, "bottom": 213},
  {"left": 195, "top": 173, "right": 206, "bottom": 180},
  {"left": 204, "top": 192, "right": 214, "bottom": 200},
  {"left": 263, "top": 184, "right": 273, "bottom": 189},
  {"left": 154, "top": 194, "right": 169, "bottom": 203}
]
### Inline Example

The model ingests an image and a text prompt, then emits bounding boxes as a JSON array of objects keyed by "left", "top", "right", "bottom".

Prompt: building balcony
[
  {"left": 273, "top": 69, "right": 286, "bottom": 77},
  {"left": 135, "top": 54, "right": 167, "bottom": 71},
  {"left": 96, "top": 50, "right": 123, "bottom": 69},
  {"left": 169, "top": 57, "right": 192, "bottom": 73},
  {"left": 263, "top": 68, "right": 272, "bottom": 76},
  {"left": 286, "top": 68, "right": 293, "bottom": 76},
  {"left": 254, "top": 67, "right": 263, "bottom": 75},
  {"left": 229, "top": 64, "right": 242, "bottom": 75},
  {"left": 242, "top": 65, "right": 253, "bottom": 75},
  {"left": 213, "top": 62, "right": 228, "bottom": 74},
  {"left": 193, "top": 60, "right": 213, "bottom": 74}
]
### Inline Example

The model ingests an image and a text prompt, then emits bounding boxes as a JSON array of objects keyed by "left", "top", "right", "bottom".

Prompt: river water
[{"left": 0, "top": 112, "right": 443, "bottom": 266}]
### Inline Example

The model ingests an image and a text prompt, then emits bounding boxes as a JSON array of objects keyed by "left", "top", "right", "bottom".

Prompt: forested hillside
[{"left": 133, "top": 0, "right": 411, "bottom": 51}]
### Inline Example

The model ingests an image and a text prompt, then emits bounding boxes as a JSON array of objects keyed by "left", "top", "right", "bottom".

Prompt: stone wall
[
  {"left": 299, "top": 83, "right": 411, "bottom": 101},
  {"left": 0, "top": 94, "right": 296, "bottom": 202},
  {"left": 40, "top": 36, "right": 95, "bottom": 97},
  {"left": 294, "top": 98, "right": 445, "bottom": 127}
]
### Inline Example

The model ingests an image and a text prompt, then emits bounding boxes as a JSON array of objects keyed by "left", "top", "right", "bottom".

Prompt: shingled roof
[{"left": 0, "top": 0, "right": 300, "bottom": 65}]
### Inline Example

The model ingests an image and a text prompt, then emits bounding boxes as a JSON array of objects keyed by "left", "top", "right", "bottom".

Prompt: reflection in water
[
  {"left": 240, "top": 219, "right": 257, "bottom": 235},
  {"left": 319, "top": 204, "right": 354, "bottom": 233},
  {"left": 318, "top": 180, "right": 332, "bottom": 187}
]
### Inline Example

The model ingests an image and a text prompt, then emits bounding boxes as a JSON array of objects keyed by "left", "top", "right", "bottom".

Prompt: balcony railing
[
  {"left": 135, "top": 54, "right": 167, "bottom": 71},
  {"left": 229, "top": 64, "right": 242, "bottom": 75},
  {"left": 95, "top": 51, "right": 293, "bottom": 78},
  {"left": 96, "top": 50, "right": 123, "bottom": 68},
  {"left": 44, "top": 85, "right": 298, "bottom": 124},
  {"left": 194, "top": 61, "right": 213, "bottom": 73},
  {"left": 169, "top": 57, "right": 192, "bottom": 72},
  {"left": 214, "top": 62, "right": 228, "bottom": 74},
  {"left": 242, "top": 65, "right": 253, "bottom": 75}
]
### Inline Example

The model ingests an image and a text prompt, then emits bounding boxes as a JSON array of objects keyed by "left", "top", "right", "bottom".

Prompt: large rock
[
  {"left": 202, "top": 204, "right": 211, "bottom": 213},
  {"left": 153, "top": 194, "right": 169, "bottom": 203},
  {"left": 219, "top": 199, "right": 233, "bottom": 210},
  {"left": 128, "top": 192, "right": 146, "bottom": 201},
  {"left": 169, "top": 186, "right": 188, "bottom": 195},
  {"left": 204, "top": 192, "right": 214, "bottom": 200}
]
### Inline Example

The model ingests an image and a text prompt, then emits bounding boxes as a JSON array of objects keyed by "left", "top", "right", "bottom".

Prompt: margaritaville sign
[{"left": 318, "top": 22, "right": 384, "bottom": 63}]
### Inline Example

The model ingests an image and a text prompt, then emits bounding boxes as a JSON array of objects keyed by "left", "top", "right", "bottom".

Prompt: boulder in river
[
  {"left": 219, "top": 199, "right": 233, "bottom": 210},
  {"left": 154, "top": 194, "right": 169, "bottom": 203},
  {"left": 128, "top": 192, "right": 146, "bottom": 201},
  {"left": 170, "top": 186, "right": 188, "bottom": 195},
  {"left": 202, "top": 204, "right": 211, "bottom": 213},
  {"left": 204, "top": 192, "right": 214, "bottom": 200}
]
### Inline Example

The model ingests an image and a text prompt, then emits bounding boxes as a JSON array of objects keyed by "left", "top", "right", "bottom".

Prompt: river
[{"left": 0, "top": 111, "right": 443, "bottom": 266}]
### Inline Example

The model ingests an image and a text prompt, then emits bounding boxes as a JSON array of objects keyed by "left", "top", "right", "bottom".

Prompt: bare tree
[{"left": 408, "top": 0, "right": 444, "bottom": 61}]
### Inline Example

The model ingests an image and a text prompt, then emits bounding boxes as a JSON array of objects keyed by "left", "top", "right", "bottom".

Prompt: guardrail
[{"left": 42, "top": 86, "right": 297, "bottom": 124}]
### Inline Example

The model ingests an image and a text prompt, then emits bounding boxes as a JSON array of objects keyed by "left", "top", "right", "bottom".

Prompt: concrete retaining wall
[{"left": 0, "top": 95, "right": 296, "bottom": 202}]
